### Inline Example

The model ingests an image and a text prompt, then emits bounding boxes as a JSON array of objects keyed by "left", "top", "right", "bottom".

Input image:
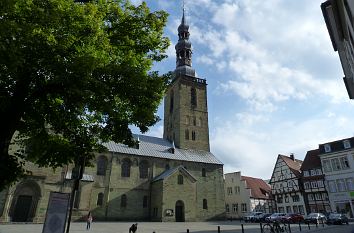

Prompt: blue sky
[{"left": 132, "top": 0, "right": 354, "bottom": 179}]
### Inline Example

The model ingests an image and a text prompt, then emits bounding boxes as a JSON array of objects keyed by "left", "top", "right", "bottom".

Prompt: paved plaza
[{"left": 0, "top": 221, "right": 354, "bottom": 233}]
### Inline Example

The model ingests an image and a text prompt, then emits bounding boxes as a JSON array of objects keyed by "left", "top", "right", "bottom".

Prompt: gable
[{"left": 152, "top": 165, "right": 197, "bottom": 183}]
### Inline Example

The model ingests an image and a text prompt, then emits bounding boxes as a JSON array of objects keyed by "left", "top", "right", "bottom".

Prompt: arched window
[
  {"left": 121, "top": 194, "right": 127, "bottom": 207},
  {"left": 97, "top": 192, "right": 104, "bottom": 206},
  {"left": 193, "top": 116, "right": 196, "bottom": 126},
  {"left": 192, "top": 131, "right": 196, "bottom": 141},
  {"left": 139, "top": 160, "right": 149, "bottom": 179},
  {"left": 185, "top": 129, "right": 189, "bottom": 140},
  {"left": 178, "top": 175, "right": 184, "bottom": 185},
  {"left": 191, "top": 87, "right": 197, "bottom": 107},
  {"left": 121, "top": 159, "right": 131, "bottom": 177},
  {"left": 185, "top": 116, "right": 190, "bottom": 125},
  {"left": 202, "top": 168, "right": 206, "bottom": 177},
  {"left": 170, "top": 90, "right": 174, "bottom": 113},
  {"left": 203, "top": 199, "right": 208, "bottom": 209},
  {"left": 226, "top": 204, "right": 230, "bottom": 212},
  {"left": 97, "top": 156, "right": 107, "bottom": 176}
]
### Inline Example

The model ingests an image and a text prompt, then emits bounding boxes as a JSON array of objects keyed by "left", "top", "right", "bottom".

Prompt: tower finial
[{"left": 182, "top": 0, "right": 186, "bottom": 25}]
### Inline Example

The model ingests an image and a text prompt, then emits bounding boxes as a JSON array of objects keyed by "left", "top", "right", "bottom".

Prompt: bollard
[
  {"left": 288, "top": 223, "right": 291, "bottom": 233},
  {"left": 187, "top": 229, "right": 189, "bottom": 233},
  {"left": 298, "top": 222, "right": 302, "bottom": 231},
  {"left": 315, "top": 221, "right": 318, "bottom": 228},
  {"left": 322, "top": 219, "right": 325, "bottom": 228},
  {"left": 307, "top": 223, "right": 310, "bottom": 230},
  {"left": 260, "top": 222, "right": 263, "bottom": 233},
  {"left": 241, "top": 224, "right": 244, "bottom": 233},
  {"left": 218, "top": 226, "right": 220, "bottom": 233}
]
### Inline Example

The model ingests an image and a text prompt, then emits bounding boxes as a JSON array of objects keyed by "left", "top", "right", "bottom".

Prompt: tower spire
[{"left": 175, "top": 4, "right": 195, "bottom": 77}]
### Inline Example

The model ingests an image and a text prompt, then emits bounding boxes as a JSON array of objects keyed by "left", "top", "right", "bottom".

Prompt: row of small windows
[
  {"left": 307, "top": 193, "right": 328, "bottom": 201},
  {"left": 185, "top": 129, "right": 196, "bottom": 141},
  {"left": 276, "top": 194, "right": 300, "bottom": 204},
  {"left": 322, "top": 156, "right": 350, "bottom": 172},
  {"left": 96, "top": 157, "right": 150, "bottom": 179},
  {"left": 272, "top": 180, "right": 298, "bottom": 190},
  {"left": 327, "top": 178, "right": 354, "bottom": 193},
  {"left": 225, "top": 203, "right": 247, "bottom": 213},
  {"left": 226, "top": 186, "right": 241, "bottom": 195},
  {"left": 304, "top": 180, "right": 325, "bottom": 189},
  {"left": 303, "top": 169, "right": 322, "bottom": 177},
  {"left": 97, "top": 156, "right": 207, "bottom": 178}
]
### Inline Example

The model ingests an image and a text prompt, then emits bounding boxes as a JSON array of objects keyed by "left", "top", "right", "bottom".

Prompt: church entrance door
[
  {"left": 10, "top": 180, "right": 41, "bottom": 222},
  {"left": 13, "top": 195, "right": 32, "bottom": 222},
  {"left": 175, "top": 200, "right": 185, "bottom": 222}
]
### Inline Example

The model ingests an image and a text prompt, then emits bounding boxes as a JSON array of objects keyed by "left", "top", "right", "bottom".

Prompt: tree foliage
[{"left": 0, "top": 0, "right": 170, "bottom": 190}]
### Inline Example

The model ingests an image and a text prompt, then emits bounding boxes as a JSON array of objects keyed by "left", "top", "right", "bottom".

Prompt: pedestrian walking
[{"left": 86, "top": 211, "right": 93, "bottom": 230}]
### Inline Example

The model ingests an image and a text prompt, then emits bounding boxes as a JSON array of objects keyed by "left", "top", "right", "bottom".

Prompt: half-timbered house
[
  {"left": 300, "top": 149, "right": 331, "bottom": 214},
  {"left": 269, "top": 154, "right": 306, "bottom": 214}
]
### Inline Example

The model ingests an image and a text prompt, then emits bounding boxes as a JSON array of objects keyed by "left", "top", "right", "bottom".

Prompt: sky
[{"left": 131, "top": 0, "right": 354, "bottom": 180}]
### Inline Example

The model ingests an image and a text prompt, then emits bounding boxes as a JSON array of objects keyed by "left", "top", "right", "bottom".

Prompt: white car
[{"left": 243, "top": 212, "right": 263, "bottom": 222}]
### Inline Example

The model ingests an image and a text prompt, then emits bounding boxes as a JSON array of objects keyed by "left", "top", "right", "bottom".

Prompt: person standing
[{"left": 86, "top": 211, "right": 93, "bottom": 230}]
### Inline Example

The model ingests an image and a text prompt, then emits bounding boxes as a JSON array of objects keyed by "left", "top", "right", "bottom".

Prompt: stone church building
[{"left": 0, "top": 11, "right": 225, "bottom": 223}]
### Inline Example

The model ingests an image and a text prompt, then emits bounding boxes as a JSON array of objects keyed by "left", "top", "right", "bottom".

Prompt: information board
[{"left": 42, "top": 192, "right": 70, "bottom": 233}]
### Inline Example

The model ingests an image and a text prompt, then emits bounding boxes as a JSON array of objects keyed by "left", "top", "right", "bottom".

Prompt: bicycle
[{"left": 262, "top": 221, "right": 289, "bottom": 233}]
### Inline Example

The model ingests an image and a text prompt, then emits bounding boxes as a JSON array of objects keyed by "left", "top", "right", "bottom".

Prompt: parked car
[
  {"left": 254, "top": 213, "right": 272, "bottom": 222},
  {"left": 265, "top": 213, "right": 287, "bottom": 222},
  {"left": 326, "top": 213, "right": 349, "bottom": 225},
  {"left": 281, "top": 213, "right": 304, "bottom": 223},
  {"left": 304, "top": 213, "right": 327, "bottom": 224},
  {"left": 243, "top": 212, "right": 263, "bottom": 222}
]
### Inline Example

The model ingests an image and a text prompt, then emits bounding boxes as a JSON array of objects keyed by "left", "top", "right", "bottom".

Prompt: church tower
[{"left": 163, "top": 10, "right": 210, "bottom": 152}]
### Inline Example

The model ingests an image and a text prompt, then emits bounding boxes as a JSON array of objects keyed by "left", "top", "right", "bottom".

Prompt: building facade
[
  {"left": 322, "top": 0, "right": 354, "bottom": 98},
  {"left": 0, "top": 11, "right": 225, "bottom": 223},
  {"left": 269, "top": 154, "right": 307, "bottom": 215},
  {"left": 319, "top": 137, "right": 354, "bottom": 217},
  {"left": 300, "top": 149, "right": 331, "bottom": 214},
  {"left": 224, "top": 172, "right": 274, "bottom": 219}
]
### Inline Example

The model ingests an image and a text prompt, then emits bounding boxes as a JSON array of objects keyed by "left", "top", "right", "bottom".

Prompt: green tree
[{"left": 0, "top": 0, "right": 170, "bottom": 190}]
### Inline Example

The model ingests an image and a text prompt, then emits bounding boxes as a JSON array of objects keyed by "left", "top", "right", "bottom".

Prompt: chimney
[{"left": 290, "top": 153, "right": 295, "bottom": 161}]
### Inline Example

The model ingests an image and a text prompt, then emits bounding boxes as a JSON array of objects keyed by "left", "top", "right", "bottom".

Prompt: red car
[{"left": 281, "top": 213, "right": 304, "bottom": 223}]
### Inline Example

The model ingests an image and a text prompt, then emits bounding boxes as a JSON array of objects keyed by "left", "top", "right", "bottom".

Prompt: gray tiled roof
[{"left": 102, "top": 134, "right": 223, "bottom": 165}]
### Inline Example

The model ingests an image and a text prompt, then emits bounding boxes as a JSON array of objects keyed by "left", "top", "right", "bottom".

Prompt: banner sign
[{"left": 42, "top": 192, "right": 70, "bottom": 233}]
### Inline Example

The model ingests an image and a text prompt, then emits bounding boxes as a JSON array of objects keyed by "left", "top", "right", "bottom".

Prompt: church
[{"left": 0, "top": 11, "right": 225, "bottom": 223}]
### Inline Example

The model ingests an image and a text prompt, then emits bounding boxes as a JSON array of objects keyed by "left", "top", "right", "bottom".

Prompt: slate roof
[
  {"left": 241, "top": 176, "right": 272, "bottom": 199},
  {"left": 103, "top": 134, "right": 223, "bottom": 165},
  {"left": 319, "top": 137, "right": 354, "bottom": 154},
  {"left": 300, "top": 149, "right": 321, "bottom": 171},
  {"left": 152, "top": 165, "right": 197, "bottom": 182},
  {"left": 280, "top": 154, "right": 303, "bottom": 177}
]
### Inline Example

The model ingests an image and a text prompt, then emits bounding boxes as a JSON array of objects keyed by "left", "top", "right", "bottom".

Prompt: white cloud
[
  {"left": 211, "top": 114, "right": 354, "bottom": 179},
  {"left": 186, "top": 0, "right": 347, "bottom": 109},
  {"left": 196, "top": 55, "right": 214, "bottom": 65}
]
